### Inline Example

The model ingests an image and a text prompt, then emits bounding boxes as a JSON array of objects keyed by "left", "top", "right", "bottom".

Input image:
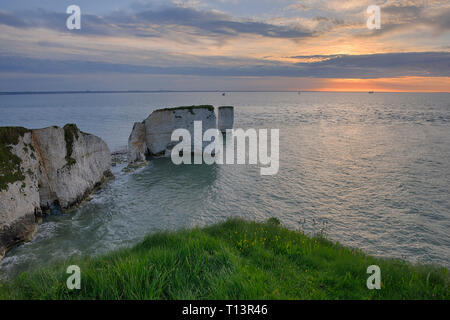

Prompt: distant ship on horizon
[{"left": 368, "top": 91, "right": 375, "bottom": 94}]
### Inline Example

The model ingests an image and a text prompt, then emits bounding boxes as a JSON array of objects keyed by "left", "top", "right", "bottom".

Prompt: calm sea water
[{"left": 0, "top": 92, "right": 449, "bottom": 278}]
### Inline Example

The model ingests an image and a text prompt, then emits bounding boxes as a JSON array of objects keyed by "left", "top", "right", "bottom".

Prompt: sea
[{"left": 0, "top": 91, "right": 449, "bottom": 279}]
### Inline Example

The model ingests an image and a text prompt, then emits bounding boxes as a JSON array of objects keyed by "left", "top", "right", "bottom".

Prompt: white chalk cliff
[
  {"left": 0, "top": 124, "right": 111, "bottom": 260},
  {"left": 218, "top": 106, "right": 234, "bottom": 132},
  {"left": 128, "top": 105, "right": 218, "bottom": 163},
  {"left": 127, "top": 122, "right": 147, "bottom": 164}
]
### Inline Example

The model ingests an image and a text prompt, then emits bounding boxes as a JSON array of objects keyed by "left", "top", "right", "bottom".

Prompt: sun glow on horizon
[{"left": 308, "top": 77, "right": 450, "bottom": 93}]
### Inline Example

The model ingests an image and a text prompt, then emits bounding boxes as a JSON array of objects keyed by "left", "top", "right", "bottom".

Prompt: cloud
[
  {"left": 293, "top": 52, "right": 450, "bottom": 78},
  {"left": 136, "top": 6, "right": 314, "bottom": 38},
  {"left": 0, "top": 6, "right": 314, "bottom": 39},
  {"left": 0, "top": 10, "right": 28, "bottom": 27},
  {"left": 1, "top": 52, "right": 448, "bottom": 79},
  {"left": 0, "top": 9, "right": 117, "bottom": 36},
  {"left": 281, "top": 0, "right": 450, "bottom": 39},
  {"left": 1, "top": 2, "right": 448, "bottom": 43},
  {"left": 359, "top": 3, "right": 450, "bottom": 37}
]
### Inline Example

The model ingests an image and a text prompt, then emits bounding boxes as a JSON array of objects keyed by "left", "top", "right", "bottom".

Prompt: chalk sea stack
[
  {"left": 127, "top": 122, "right": 147, "bottom": 164},
  {"left": 0, "top": 124, "right": 111, "bottom": 260},
  {"left": 128, "top": 105, "right": 218, "bottom": 164},
  {"left": 218, "top": 106, "right": 234, "bottom": 133}
]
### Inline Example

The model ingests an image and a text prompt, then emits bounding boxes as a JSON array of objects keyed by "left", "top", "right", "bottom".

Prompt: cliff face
[
  {"left": 0, "top": 124, "right": 111, "bottom": 260},
  {"left": 33, "top": 125, "right": 111, "bottom": 209},
  {"left": 218, "top": 106, "right": 234, "bottom": 133},
  {"left": 0, "top": 128, "right": 41, "bottom": 259},
  {"left": 127, "top": 122, "right": 147, "bottom": 164},
  {"left": 128, "top": 105, "right": 217, "bottom": 163}
]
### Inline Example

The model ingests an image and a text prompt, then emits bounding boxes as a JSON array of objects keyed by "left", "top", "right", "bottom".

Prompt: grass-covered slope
[
  {"left": 0, "top": 127, "right": 30, "bottom": 191},
  {"left": 0, "top": 218, "right": 448, "bottom": 300}
]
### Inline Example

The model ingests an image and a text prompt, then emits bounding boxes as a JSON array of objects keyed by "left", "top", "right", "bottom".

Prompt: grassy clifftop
[
  {"left": 155, "top": 105, "right": 215, "bottom": 114},
  {"left": 0, "top": 218, "right": 448, "bottom": 300},
  {"left": 0, "top": 127, "right": 30, "bottom": 191}
]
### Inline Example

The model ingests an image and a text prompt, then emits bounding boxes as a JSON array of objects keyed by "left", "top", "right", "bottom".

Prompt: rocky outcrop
[
  {"left": 0, "top": 124, "right": 111, "bottom": 260},
  {"left": 0, "top": 128, "right": 41, "bottom": 259},
  {"left": 32, "top": 125, "right": 112, "bottom": 209},
  {"left": 218, "top": 106, "right": 234, "bottom": 132},
  {"left": 128, "top": 105, "right": 217, "bottom": 163},
  {"left": 127, "top": 122, "right": 147, "bottom": 164}
]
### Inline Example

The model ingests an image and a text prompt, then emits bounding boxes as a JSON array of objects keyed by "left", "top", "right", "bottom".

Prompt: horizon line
[{"left": 1, "top": 90, "right": 449, "bottom": 96}]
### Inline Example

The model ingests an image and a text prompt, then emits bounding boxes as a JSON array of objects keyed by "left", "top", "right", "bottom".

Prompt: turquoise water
[{"left": 0, "top": 92, "right": 449, "bottom": 278}]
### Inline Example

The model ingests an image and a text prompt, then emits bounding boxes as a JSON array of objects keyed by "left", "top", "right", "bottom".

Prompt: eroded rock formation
[
  {"left": 128, "top": 105, "right": 217, "bottom": 163},
  {"left": 0, "top": 124, "right": 111, "bottom": 260},
  {"left": 218, "top": 106, "right": 234, "bottom": 133},
  {"left": 0, "top": 128, "right": 40, "bottom": 259},
  {"left": 127, "top": 122, "right": 147, "bottom": 164}
]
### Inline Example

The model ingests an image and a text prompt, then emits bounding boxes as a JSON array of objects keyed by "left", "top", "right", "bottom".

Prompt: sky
[{"left": 0, "top": 0, "right": 449, "bottom": 92}]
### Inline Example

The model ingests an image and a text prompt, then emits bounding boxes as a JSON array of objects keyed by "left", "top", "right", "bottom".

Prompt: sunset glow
[
  {"left": 0, "top": 0, "right": 448, "bottom": 92},
  {"left": 311, "top": 77, "right": 450, "bottom": 93}
]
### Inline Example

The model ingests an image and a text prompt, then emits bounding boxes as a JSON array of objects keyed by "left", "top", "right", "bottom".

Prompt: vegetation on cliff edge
[
  {"left": 63, "top": 124, "right": 79, "bottom": 167},
  {"left": 0, "top": 127, "right": 30, "bottom": 191},
  {"left": 156, "top": 105, "right": 215, "bottom": 115},
  {"left": 0, "top": 218, "right": 448, "bottom": 300}
]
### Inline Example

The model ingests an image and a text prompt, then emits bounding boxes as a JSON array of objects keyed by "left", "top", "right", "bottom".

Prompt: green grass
[
  {"left": 63, "top": 124, "right": 79, "bottom": 167},
  {"left": 0, "top": 218, "right": 448, "bottom": 300},
  {"left": 0, "top": 127, "right": 30, "bottom": 191},
  {"left": 156, "top": 105, "right": 215, "bottom": 114}
]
